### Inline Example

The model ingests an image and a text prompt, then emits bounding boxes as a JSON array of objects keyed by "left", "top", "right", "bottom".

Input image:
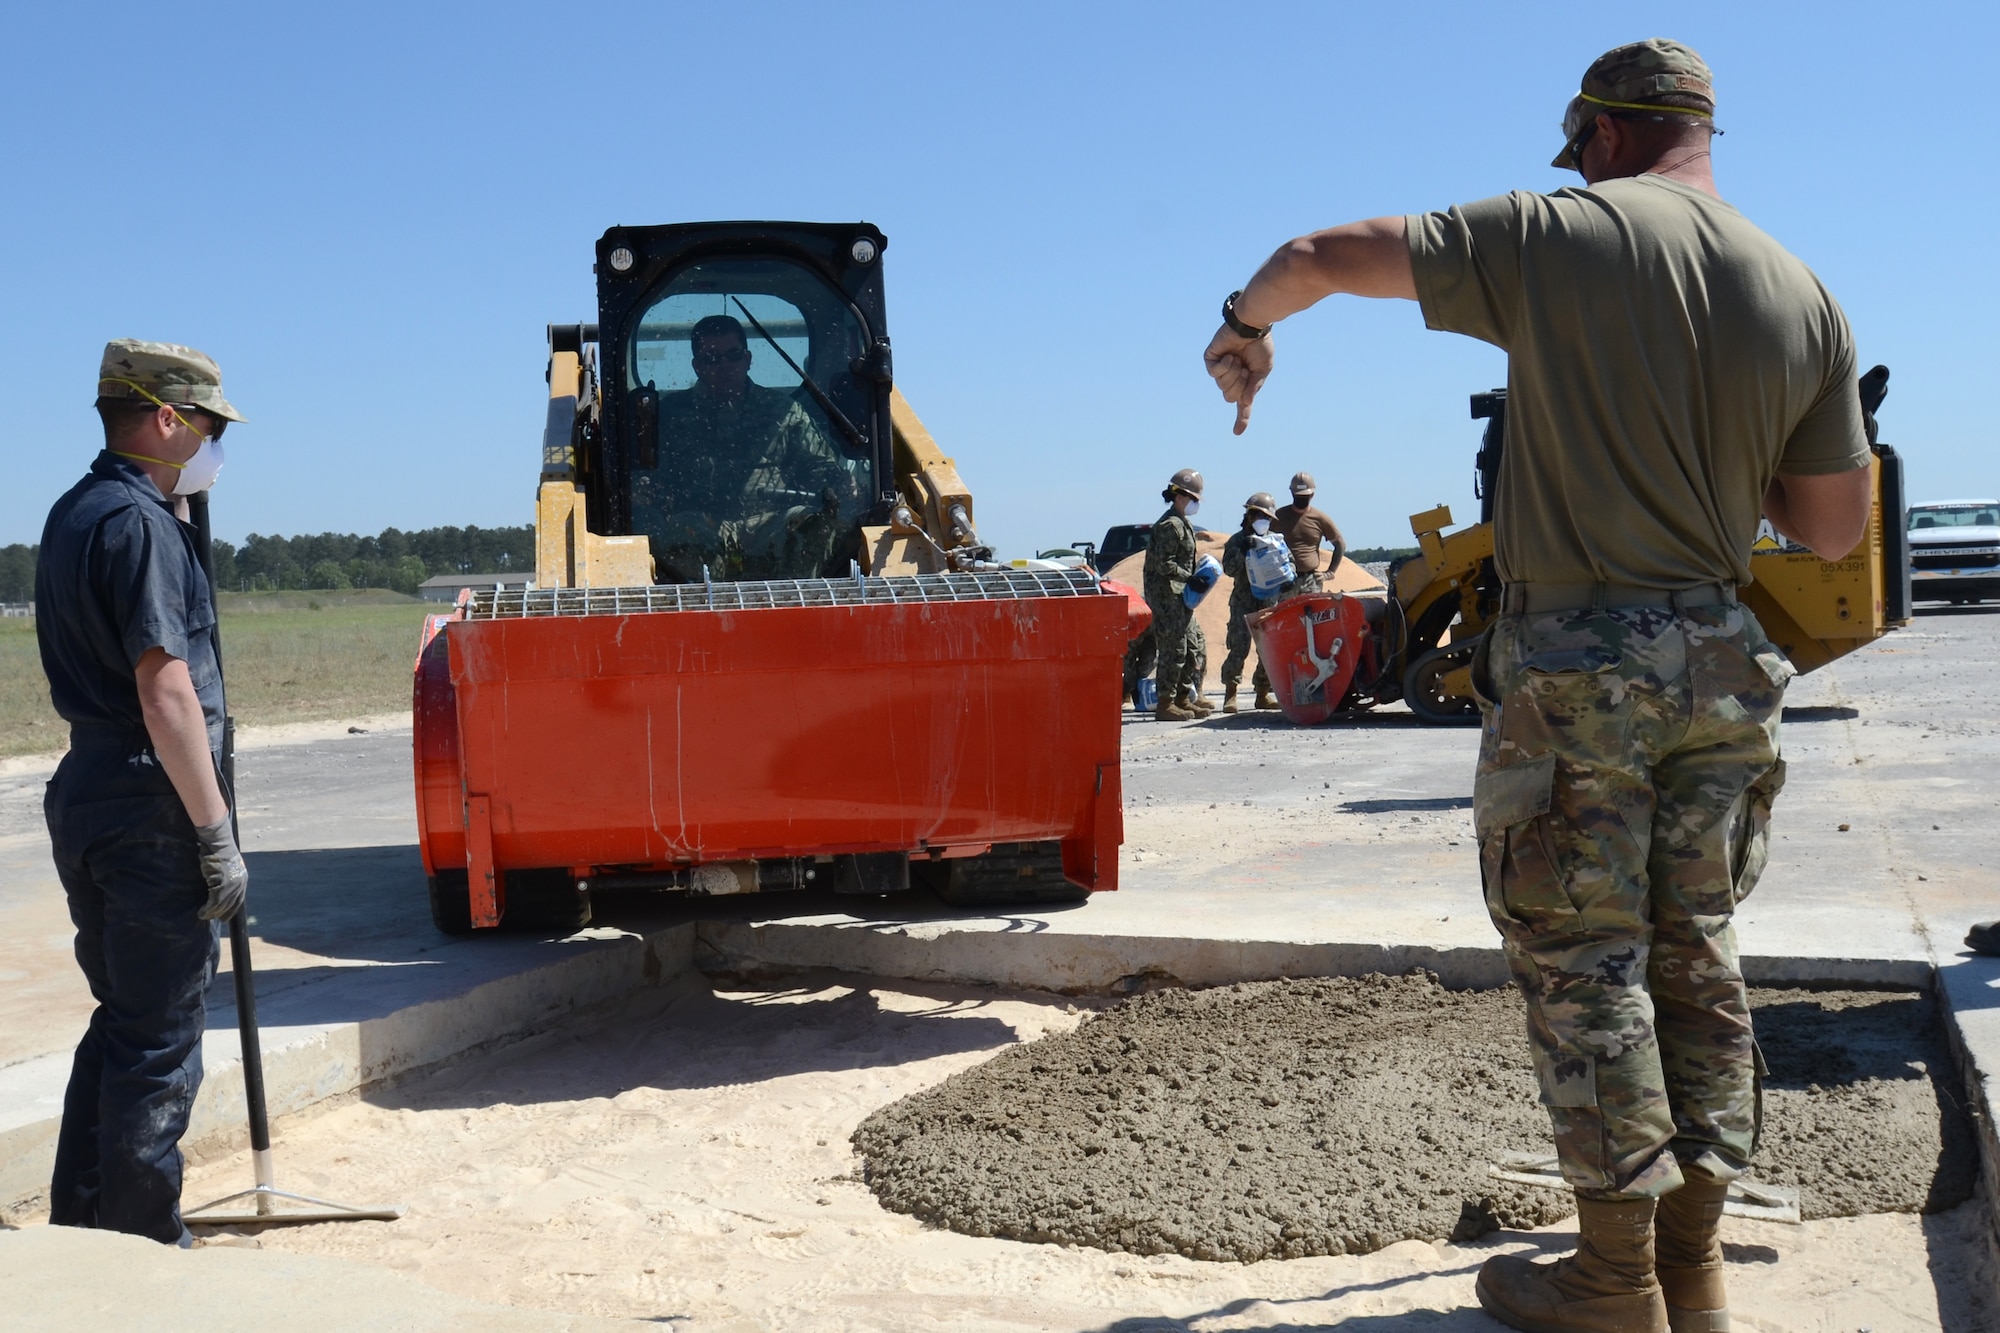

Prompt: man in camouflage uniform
[
  {"left": 1205, "top": 39, "right": 1874, "bottom": 1333},
  {"left": 634, "top": 314, "right": 860, "bottom": 581},
  {"left": 1136, "top": 468, "right": 1209, "bottom": 721},
  {"left": 1219, "top": 492, "right": 1284, "bottom": 712}
]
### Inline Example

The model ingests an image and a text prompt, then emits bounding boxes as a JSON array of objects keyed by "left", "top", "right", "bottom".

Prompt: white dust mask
[
  {"left": 170, "top": 438, "right": 225, "bottom": 495},
  {"left": 1184, "top": 499, "right": 1200, "bottom": 517},
  {"left": 1252, "top": 518, "right": 1271, "bottom": 535}
]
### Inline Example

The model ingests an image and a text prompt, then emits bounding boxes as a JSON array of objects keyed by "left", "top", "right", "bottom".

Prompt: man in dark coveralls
[{"left": 38, "top": 340, "right": 250, "bottom": 1245}]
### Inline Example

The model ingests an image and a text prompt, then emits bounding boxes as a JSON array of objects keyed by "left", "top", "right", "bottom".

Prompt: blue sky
[{"left": 1, "top": 2, "right": 1990, "bottom": 554}]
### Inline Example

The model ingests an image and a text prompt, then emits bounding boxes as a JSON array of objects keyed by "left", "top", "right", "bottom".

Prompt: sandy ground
[{"left": 124, "top": 974, "right": 1996, "bottom": 1332}]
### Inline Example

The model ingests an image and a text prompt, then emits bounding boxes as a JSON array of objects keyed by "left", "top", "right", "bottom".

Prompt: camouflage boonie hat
[
  {"left": 1553, "top": 38, "right": 1717, "bottom": 171},
  {"left": 97, "top": 339, "right": 246, "bottom": 423}
]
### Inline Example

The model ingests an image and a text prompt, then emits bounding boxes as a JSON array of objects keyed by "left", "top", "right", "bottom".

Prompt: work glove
[{"left": 193, "top": 816, "right": 249, "bottom": 922}]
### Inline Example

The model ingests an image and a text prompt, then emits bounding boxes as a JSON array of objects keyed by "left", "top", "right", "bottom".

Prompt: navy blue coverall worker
[{"left": 37, "top": 340, "right": 249, "bottom": 1245}]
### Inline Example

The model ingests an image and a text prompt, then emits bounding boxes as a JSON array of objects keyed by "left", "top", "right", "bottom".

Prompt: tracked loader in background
[
  {"left": 413, "top": 222, "right": 1146, "bottom": 932},
  {"left": 1252, "top": 368, "right": 1910, "bottom": 724}
]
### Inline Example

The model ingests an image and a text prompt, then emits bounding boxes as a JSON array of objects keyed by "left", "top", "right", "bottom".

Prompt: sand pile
[{"left": 854, "top": 975, "right": 1972, "bottom": 1264}]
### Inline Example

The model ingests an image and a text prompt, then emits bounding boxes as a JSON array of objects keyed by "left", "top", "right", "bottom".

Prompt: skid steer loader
[
  {"left": 1258, "top": 368, "right": 1908, "bottom": 724},
  {"left": 412, "top": 222, "right": 1145, "bottom": 932}
]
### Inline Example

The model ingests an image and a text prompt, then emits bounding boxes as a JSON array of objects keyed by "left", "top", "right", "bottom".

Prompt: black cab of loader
[{"left": 575, "top": 221, "right": 897, "bottom": 583}]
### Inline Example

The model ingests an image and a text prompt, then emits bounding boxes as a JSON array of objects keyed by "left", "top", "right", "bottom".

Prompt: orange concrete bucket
[
  {"left": 1246, "top": 593, "right": 1368, "bottom": 725},
  {"left": 414, "top": 569, "right": 1143, "bottom": 927}
]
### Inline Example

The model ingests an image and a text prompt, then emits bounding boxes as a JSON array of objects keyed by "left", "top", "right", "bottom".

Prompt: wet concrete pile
[{"left": 853, "top": 975, "right": 1972, "bottom": 1263}]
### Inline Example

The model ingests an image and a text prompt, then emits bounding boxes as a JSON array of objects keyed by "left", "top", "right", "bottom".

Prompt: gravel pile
[{"left": 854, "top": 975, "right": 1971, "bottom": 1263}]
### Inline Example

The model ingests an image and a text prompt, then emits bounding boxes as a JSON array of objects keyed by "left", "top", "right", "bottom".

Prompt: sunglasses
[
  {"left": 693, "top": 347, "right": 749, "bottom": 368},
  {"left": 169, "top": 405, "right": 227, "bottom": 442},
  {"left": 1559, "top": 101, "right": 1602, "bottom": 170}
]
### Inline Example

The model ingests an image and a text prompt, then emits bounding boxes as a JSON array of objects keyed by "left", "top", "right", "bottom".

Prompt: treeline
[{"left": 0, "top": 525, "right": 535, "bottom": 601}]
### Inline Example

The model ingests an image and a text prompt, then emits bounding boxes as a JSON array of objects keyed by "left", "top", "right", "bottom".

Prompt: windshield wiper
[{"left": 730, "top": 297, "right": 871, "bottom": 454}]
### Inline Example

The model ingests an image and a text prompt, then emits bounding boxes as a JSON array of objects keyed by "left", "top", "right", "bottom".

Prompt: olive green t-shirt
[{"left": 1407, "top": 175, "right": 1869, "bottom": 588}]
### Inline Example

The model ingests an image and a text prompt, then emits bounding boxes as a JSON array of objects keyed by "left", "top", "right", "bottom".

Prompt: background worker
[
  {"left": 1273, "top": 473, "right": 1345, "bottom": 594},
  {"left": 1219, "top": 492, "right": 1285, "bottom": 712},
  {"left": 1203, "top": 39, "right": 1873, "bottom": 1333},
  {"left": 37, "top": 341, "right": 250, "bottom": 1246},
  {"left": 1137, "top": 468, "right": 1210, "bottom": 721}
]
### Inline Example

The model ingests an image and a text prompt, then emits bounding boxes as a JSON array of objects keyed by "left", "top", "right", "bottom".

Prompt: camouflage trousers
[
  {"left": 1472, "top": 600, "right": 1793, "bottom": 1200},
  {"left": 1120, "top": 588, "right": 1208, "bottom": 696},
  {"left": 1124, "top": 592, "right": 1205, "bottom": 703},
  {"left": 1220, "top": 596, "right": 1273, "bottom": 692}
]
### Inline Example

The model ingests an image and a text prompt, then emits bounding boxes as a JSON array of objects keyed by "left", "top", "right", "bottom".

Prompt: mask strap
[{"left": 112, "top": 449, "right": 188, "bottom": 470}]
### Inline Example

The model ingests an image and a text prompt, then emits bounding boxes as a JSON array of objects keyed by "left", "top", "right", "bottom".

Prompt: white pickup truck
[{"left": 1909, "top": 499, "right": 2000, "bottom": 604}]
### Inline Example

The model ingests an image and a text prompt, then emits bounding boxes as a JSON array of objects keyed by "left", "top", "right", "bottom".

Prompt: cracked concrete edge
[
  {"left": 1934, "top": 958, "right": 2000, "bottom": 1266},
  {"left": 0, "top": 923, "right": 700, "bottom": 1218},
  {"left": 694, "top": 920, "right": 1934, "bottom": 995}
]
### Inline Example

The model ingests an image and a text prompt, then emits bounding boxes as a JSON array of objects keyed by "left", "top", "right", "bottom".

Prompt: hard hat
[
  {"left": 1168, "top": 468, "right": 1204, "bottom": 498},
  {"left": 1289, "top": 471, "right": 1316, "bottom": 497},
  {"left": 1245, "top": 492, "right": 1278, "bottom": 517}
]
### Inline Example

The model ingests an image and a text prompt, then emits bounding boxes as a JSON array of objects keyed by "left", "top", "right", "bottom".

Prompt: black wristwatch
[{"left": 1222, "top": 290, "right": 1269, "bottom": 340}]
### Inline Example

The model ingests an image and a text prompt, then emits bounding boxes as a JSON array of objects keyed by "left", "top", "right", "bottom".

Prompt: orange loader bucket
[
  {"left": 414, "top": 570, "right": 1141, "bottom": 927},
  {"left": 1246, "top": 593, "right": 1368, "bottom": 725}
]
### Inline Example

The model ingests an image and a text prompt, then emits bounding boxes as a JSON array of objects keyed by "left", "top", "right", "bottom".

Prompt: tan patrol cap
[
  {"left": 97, "top": 339, "right": 246, "bottom": 423},
  {"left": 1289, "top": 471, "right": 1316, "bottom": 497},
  {"left": 1553, "top": 38, "right": 1717, "bottom": 171}
]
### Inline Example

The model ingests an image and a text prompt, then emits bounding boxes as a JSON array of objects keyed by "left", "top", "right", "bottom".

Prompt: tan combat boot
[
  {"left": 1222, "top": 686, "right": 1240, "bottom": 714},
  {"left": 1656, "top": 1174, "right": 1731, "bottom": 1332},
  {"left": 1476, "top": 1196, "right": 1667, "bottom": 1333},
  {"left": 1254, "top": 685, "right": 1279, "bottom": 710},
  {"left": 1154, "top": 700, "right": 1195, "bottom": 722},
  {"left": 1182, "top": 691, "right": 1215, "bottom": 717}
]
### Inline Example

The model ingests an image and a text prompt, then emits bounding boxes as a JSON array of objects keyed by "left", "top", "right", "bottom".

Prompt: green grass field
[{"left": 0, "top": 592, "right": 436, "bottom": 758}]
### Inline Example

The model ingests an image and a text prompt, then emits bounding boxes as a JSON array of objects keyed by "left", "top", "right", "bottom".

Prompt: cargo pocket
[
  {"left": 1475, "top": 752, "right": 1579, "bottom": 940},
  {"left": 1730, "top": 757, "right": 1787, "bottom": 905}
]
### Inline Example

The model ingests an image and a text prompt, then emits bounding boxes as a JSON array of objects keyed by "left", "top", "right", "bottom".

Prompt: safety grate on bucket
[{"left": 461, "top": 568, "right": 1105, "bottom": 620}]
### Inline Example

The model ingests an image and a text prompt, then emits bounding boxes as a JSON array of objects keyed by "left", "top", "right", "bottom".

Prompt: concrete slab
[{"left": 1, "top": 605, "right": 1995, "bottom": 1238}]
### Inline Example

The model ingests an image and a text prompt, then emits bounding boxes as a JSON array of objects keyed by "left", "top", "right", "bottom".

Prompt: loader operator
[
  {"left": 1273, "top": 473, "right": 1345, "bottom": 595},
  {"left": 637, "top": 314, "right": 859, "bottom": 580},
  {"left": 1204, "top": 39, "right": 1873, "bottom": 1333},
  {"left": 1219, "top": 492, "right": 1284, "bottom": 713},
  {"left": 36, "top": 340, "right": 250, "bottom": 1247}
]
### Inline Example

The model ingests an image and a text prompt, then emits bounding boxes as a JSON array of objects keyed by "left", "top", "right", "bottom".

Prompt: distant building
[{"left": 419, "top": 572, "right": 533, "bottom": 604}]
